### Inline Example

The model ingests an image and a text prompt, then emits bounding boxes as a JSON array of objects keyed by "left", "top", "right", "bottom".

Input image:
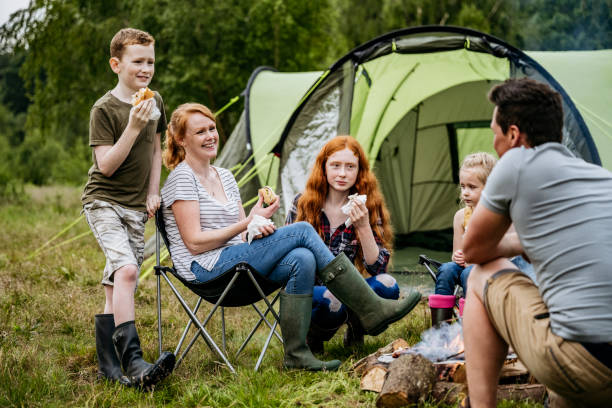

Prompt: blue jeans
[
  {"left": 434, "top": 255, "right": 536, "bottom": 296},
  {"left": 190, "top": 222, "right": 334, "bottom": 295},
  {"left": 311, "top": 273, "right": 400, "bottom": 337}
]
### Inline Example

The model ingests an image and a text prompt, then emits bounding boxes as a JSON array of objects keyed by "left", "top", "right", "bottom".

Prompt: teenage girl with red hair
[{"left": 286, "top": 135, "right": 420, "bottom": 352}]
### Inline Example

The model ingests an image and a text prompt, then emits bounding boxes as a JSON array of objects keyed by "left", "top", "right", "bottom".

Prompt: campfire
[{"left": 352, "top": 322, "right": 546, "bottom": 407}]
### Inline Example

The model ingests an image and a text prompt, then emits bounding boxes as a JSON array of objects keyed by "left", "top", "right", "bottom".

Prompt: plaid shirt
[{"left": 285, "top": 194, "right": 390, "bottom": 278}]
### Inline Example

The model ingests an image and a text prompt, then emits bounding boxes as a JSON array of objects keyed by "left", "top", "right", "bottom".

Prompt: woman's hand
[
  {"left": 248, "top": 190, "right": 280, "bottom": 221},
  {"left": 349, "top": 200, "right": 370, "bottom": 230},
  {"left": 452, "top": 249, "right": 466, "bottom": 266},
  {"left": 251, "top": 223, "right": 276, "bottom": 241}
]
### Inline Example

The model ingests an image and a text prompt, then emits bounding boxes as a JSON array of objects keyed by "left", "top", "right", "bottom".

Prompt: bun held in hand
[
  {"left": 131, "top": 87, "right": 155, "bottom": 106},
  {"left": 259, "top": 186, "right": 277, "bottom": 207}
]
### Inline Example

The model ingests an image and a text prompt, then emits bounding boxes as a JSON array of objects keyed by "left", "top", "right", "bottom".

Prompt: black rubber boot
[
  {"left": 112, "top": 321, "right": 175, "bottom": 389},
  {"left": 94, "top": 314, "right": 131, "bottom": 386},
  {"left": 306, "top": 321, "right": 342, "bottom": 354},
  {"left": 430, "top": 307, "right": 454, "bottom": 327},
  {"left": 318, "top": 253, "right": 422, "bottom": 336},
  {"left": 280, "top": 291, "right": 341, "bottom": 371},
  {"left": 343, "top": 310, "right": 365, "bottom": 348}
]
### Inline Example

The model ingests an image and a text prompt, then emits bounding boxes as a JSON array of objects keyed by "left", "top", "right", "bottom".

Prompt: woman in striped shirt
[{"left": 161, "top": 103, "right": 421, "bottom": 371}]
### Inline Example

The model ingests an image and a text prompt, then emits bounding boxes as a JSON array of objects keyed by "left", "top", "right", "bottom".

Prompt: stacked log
[{"left": 352, "top": 339, "right": 546, "bottom": 407}]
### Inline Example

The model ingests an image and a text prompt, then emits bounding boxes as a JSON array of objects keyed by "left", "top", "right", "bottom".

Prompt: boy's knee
[{"left": 114, "top": 264, "right": 139, "bottom": 284}]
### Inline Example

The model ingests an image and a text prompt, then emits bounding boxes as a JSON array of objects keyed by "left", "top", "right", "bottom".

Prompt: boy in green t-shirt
[{"left": 82, "top": 28, "right": 174, "bottom": 388}]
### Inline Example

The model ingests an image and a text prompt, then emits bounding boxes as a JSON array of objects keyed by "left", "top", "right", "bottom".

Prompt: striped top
[{"left": 161, "top": 161, "right": 243, "bottom": 281}]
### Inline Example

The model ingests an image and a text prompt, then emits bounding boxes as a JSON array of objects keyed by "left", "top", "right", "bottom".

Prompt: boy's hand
[
  {"left": 128, "top": 98, "right": 154, "bottom": 132},
  {"left": 452, "top": 249, "right": 466, "bottom": 266},
  {"left": 146, "top": 194, "right": 160, "bottom": 218}
]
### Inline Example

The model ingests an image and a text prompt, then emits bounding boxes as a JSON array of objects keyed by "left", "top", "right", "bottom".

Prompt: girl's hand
[
  {"left": 349, "top": 200, "right": 369, "bottom": 230},
  {"left": 248, "top": 190, "right": 280, "bottom": 221},
  {"left": 452, "top": 249, "right": 466, "bottom": 266}
]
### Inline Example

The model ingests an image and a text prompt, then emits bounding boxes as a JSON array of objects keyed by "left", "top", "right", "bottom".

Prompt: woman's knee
[{"left": 291, "top": 221, "right": 317, "bottom": 237}]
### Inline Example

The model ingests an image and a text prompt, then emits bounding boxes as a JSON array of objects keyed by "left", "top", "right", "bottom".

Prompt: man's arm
[{"left": 462, "top": 203, "right": 521, "bottom": 265}]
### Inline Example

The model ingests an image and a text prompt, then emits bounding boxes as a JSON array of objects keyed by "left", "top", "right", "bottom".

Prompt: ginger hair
[
  {"left": 110, "top": 28, "right": 155, "bottom": 60},
  {"left": 163, "top": 103, "right": 216, "bottom": 170},
  {"left": 296, "top": 135, "right": 393, "bottom": 274}
]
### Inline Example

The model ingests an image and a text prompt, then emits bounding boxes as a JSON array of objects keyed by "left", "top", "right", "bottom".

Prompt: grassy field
[{"left": 0, "top": 186, "right": 544, "bottom": 407}]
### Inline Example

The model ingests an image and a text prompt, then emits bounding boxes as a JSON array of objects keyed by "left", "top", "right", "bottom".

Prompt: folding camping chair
[
  {"left": 153, "top": 210, "right": 284, "bottom": 373},
  {"left": 418, "top": 254, "right": 461, "bottom": 317}
]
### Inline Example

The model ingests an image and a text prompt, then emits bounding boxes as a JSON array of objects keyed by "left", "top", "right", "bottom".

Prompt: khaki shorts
[
  {"left": 484, "top": 270, "right": 612, "bottom": 407},
  {"left": 83, "top": 200, "right": 147, "bottom": 286}
]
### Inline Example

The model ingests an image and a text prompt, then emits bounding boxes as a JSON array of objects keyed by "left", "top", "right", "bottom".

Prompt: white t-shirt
[{"left": 161, "top": 162, "right": 243, "bottom": 281}]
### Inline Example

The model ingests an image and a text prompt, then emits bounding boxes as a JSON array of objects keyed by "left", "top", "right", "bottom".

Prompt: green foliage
[{"left": 0, "top": 0, "right": 610, "bottom": 186}]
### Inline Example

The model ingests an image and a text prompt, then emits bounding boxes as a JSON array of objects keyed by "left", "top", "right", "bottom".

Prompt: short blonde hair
[
  {"left": 163, "top": 103, "right": 216, "bottom": 170},
  {"left": 110, "top": 28, "right": 155, "bottom": 59},
  {"left": 460, "top": 152, "right": 497, "bottom": 185}
]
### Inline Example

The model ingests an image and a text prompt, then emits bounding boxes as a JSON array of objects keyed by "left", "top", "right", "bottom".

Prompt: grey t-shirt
[
  {"left": 481, "top": 143, "right": 612, "bottom": 343},
  {"left": 161, "top": 162, "right": 243, "bottom": 281}
]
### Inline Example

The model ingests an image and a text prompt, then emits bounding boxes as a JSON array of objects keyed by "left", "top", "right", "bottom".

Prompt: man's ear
[
  {"left": 507, "top": 125, "right": 525, "bottom": 148},
  {"left": 109, "top": 57, "right": 120, "bottom": 73}
]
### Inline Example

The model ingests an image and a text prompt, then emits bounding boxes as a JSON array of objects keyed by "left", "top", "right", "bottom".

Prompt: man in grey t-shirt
[{"left": 462, "top": 78, "right": 612, "bottom": 407}]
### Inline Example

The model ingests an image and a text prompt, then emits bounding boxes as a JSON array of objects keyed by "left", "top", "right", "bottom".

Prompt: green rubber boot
[
  {"left": 280, "top": 291, "right": 341, "bottom": 371},
  {"left": 318, "top": 253, "right": 422, "bottom": 336}
]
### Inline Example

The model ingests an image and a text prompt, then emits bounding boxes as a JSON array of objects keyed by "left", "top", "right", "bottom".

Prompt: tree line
[{"left": 0, "top": 0, "right": 610, "bottom": 190}]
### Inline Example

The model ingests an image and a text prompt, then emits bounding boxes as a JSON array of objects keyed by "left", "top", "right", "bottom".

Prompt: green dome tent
[{"left": 217, "top": 26, "right": 611, "bottom": 238}]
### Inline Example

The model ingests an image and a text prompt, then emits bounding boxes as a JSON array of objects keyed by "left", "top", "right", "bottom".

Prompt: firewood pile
[{"left": 352, "top": 339, "right": 546, "bottom": 407}]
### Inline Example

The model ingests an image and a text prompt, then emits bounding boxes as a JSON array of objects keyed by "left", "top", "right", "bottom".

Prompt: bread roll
[
  {"left": 131, "top": 87, "right": 155, "bottom": 106},
  {"left": 259, "top": 186, "right": 277, "bottom": 207}
]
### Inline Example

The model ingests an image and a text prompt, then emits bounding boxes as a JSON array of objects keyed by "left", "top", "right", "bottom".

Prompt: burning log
[{"left": 376, "top": 354, "right": 437, "bottom": 407}]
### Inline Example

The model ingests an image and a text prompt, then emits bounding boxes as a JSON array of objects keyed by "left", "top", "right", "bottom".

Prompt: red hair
[
  {"left": 163, "top": 103, "right": 215, "bottom": 169},
  {"left": 296, "top": 136, "right": 393, "bottom": 274}
]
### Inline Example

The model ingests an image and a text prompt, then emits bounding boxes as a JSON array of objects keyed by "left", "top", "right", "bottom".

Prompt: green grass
[{"left": 0, "top": 186, "right": 544, "bottom": 407}]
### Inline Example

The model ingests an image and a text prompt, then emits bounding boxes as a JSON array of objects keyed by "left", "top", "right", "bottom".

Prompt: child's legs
[
  {"left": 84, "top": 200, "right": 147, "bottom": 325},
  {"left": 311, "top": 286, "right": 347, "bottom": 333},
  {"left": 365, "top": 274, "right": 400, "bottom": 299},
  {"left": 434, "top": 262, "right": 464, "bottom": 295}
]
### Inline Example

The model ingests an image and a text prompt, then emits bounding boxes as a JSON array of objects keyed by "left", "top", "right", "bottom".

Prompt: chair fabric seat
[{"left": 176, "top": 263, "right": 281, "bottom": 307}]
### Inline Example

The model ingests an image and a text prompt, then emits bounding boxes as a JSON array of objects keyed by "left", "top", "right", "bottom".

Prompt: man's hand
[{"left": 146, "top": 194, "right": 160, "bottom": 218}]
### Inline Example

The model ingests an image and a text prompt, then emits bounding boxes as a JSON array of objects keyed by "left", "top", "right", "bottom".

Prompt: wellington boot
[
  {"left": 306, "top": 321, "right": 342, "bottom": 354},
  {"left": 112, "top": 321, "right": 175, "bottom": 389},
  {"left": 428, "top": 294, "right": 456, "bottom": 327},
  {"left": 280, "top": 291, "right": 341, "bottom": 371},
  {"left": 318, "top": 253, "right": 421, "bottom": 336},
  {"left": 94, "top": 314, "right": 131, "bottom": 386},
  {"left": 343, "top": 310, "right": 364, "bottom": 348}
]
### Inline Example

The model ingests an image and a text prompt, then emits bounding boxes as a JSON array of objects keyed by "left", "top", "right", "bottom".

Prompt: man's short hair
[
  {"left": 110, "top": 28, "right": 155, "bottom": 60},
  {"left": 488, "top": 78, "right": 563, "bottom": 146}
]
